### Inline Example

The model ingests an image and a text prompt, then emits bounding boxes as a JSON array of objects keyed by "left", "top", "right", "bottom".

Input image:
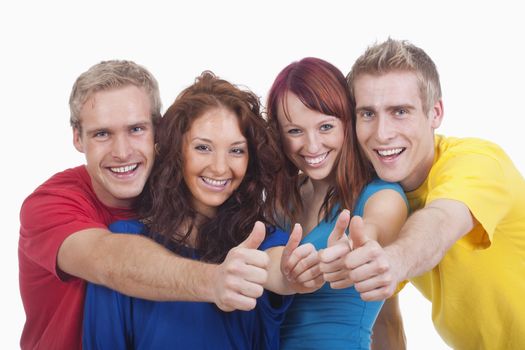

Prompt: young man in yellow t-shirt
[{"left": 320, "top": 38, "right": 525, "bottom": 349}]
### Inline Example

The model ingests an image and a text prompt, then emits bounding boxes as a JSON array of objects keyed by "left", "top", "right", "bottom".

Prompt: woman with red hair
[{"left": 266, "top": 57, "right": 408, "bottom": 349}]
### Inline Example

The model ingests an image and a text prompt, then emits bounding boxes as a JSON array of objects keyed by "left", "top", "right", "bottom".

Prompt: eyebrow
[
  {"left": 281, "top": 115, "right": 338, "bottom": 128},
  {"left": 388, "top": 104, "right": 416, "bottom": 111},
  {"left": 84, "top": 120, "right": 152, "bottom": 134},
  {"left": 191, "top": 137, "right": 247, "bottom": 146},
  {"left": 355, "top": 104, "right": 416, "bottom": 113},
  {"left": 355, "top": 105, "right": 375, "bottom": 113}
]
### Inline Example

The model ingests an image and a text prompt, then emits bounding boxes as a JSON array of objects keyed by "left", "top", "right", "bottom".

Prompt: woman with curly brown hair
[{"left": 81, "top": 71, "right": 321, "bottom": 349}]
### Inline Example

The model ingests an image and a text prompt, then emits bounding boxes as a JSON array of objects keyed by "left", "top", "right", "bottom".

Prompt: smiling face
[
  {"left": 277, "top": 92, "right": 344, "bottom": 184},
  {"left": 354, "top": 71, "right": 443, "bottom": 191},
  {"left": 182, "top": 107, "right": 249, "bottom": 217},
  {"left": 73, "top": 85, "right": 155, "bottom": 208}
]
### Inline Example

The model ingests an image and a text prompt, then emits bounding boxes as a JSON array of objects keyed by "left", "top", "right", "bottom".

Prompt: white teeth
[
  {"left": 110, "top": 164, "right": 138, "bottom": 173},
  {"left": 304, "top": 153, "right": 328, "bottom": 165},
  {"left": 201, "top": 177, "right": 228, "bottom": 186},
  {"left": 377, "top": 148, "right": 403, "bottom": 157}
]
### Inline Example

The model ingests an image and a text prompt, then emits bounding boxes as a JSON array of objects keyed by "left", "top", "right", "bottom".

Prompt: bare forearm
[
  {"left": 384, "top": 211, "right": 447, "bottom": 281},
  {"left": 99, "top": 234, "right": 218, "bottom": 301},
  {"left": 60, "top": 231, "right": 216, "bottom": 302},
  {"left": 385, "top": 200, "right": 474, "bottom": 281}
]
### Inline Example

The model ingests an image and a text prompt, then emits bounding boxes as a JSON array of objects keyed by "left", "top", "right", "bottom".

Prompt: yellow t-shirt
[{"left": 406, "top": 135, "right": 525, "bottom": 350}]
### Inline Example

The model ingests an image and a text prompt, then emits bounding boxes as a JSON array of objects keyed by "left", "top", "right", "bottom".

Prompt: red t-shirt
[{"left": 19, "top": 166, "right": 134, "bottom": 350}]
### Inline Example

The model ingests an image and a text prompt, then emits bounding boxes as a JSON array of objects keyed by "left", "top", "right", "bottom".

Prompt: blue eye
[
  {"left": 320, "top": 124, "right": 334, "bottom": 131},
  {"left": 131, "top": 126, "right": 143, "bottom": 133},
  {"left": 94, "top": 131, "right": 109, "bottom": 138},
  {"left": 361, "top": 111, "right": 374, "bottom": 120},
  {"left": 395, "top": 109, "right": 408, "bottom": 116}
]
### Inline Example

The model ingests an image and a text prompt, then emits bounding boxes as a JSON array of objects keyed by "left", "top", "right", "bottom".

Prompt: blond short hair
[
  {"left": 69, "top": 60, "right": 161, "bottom": 130},
  {"left": 347, "top": 38, "right": 442, "bottom": 114}
]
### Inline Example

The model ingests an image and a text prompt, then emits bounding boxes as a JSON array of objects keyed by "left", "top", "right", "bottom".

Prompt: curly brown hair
[{"left": 137, "top": 71, "right": 282, "bottom": 263}]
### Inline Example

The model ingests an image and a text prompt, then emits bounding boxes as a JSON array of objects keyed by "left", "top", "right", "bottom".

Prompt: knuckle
[
  {"left": 369, "top": 245, "right": 382, "bottom": 258},
  {"left": 376, "top": 260, "right": 389, "bottom": 273},
  {"left": 348, "top": 270, "right": 358, "bottom": 282},
  {"left": 254, "top": 285, "right": 264, "bottom": 298},
  {"left": 225, "top": 263, "right": 241, "bottom": 275}
]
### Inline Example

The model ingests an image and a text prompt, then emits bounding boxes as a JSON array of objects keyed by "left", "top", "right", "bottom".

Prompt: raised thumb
[
  {"left": 239, "top": 221, "right": 266, "bottom": 249},
  {"left": 349, "top": 215, "right": 369, "bottom": 249},
  {"left": 327, "top": 209, "right": 350, "bottom": 247}
]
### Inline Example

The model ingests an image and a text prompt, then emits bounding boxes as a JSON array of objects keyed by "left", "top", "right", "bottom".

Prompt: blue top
[
  {"left": 280, "top": 179, "right": 407, "bottom": 350},
  {"left": 83, "top": 220, "right": 292, "bottom": 350}
]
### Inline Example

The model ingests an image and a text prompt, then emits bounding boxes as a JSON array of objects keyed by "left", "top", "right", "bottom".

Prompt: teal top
[{"left": 280, "top": 179, "right": 407, "bottom": 350}]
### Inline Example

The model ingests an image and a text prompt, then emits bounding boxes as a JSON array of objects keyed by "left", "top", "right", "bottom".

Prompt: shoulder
[
  {"left": 431, "top": 135, "right": 516, "bottom": 183},
  {"left": 26, "top": 166, "right": 92, "bottom": 200},
  {"left": 436, "top": 135, "right": 510, "bottom": 165},
  {"left": 354, "top": 179, "right": 408, "bottom": 216},
  {"left": 21, "top": 166, "right": 96, "bottom": 217},
  {"left": 358, "top": 178, "right": 406, "bottom": 204}
]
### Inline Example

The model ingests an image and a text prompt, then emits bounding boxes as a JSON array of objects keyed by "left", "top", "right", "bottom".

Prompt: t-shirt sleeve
[
  {"left": 257, "top": 289, "right": 294, "bottom": 349},
  {"left": 19, "top": 189, "right": 107, "bottom": 280},
  {"left": 427, "top": 152, "right": 511, "bottom": 247},
  {"left": 83, "top": 283, "right": 133, "bottom": 350}
]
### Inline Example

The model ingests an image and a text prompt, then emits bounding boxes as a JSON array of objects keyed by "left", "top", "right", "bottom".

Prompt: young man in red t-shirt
[{"left": 18, "top": 61, "right": 274, "bottom": 349}]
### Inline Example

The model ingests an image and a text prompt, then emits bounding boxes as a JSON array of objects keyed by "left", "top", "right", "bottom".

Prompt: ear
[
  {"left": 429, "top": 99, "right": 444, "bottom": 129},
  {"left": 73, "top": 127, "right": 85, "bottom": 153}
]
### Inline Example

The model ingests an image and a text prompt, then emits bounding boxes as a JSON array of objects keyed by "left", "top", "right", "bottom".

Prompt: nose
[
  {"left": 210, "top": 151, "right": 228, "bottom": 175},
  {"left": 375, "top": 115, "right": 395, "bottom": 142},
  {"left": 305, "top": 131, "right": 321, "bottom": 154},
  {"left": 112, "top": 134, "right": 132, "bottom": 160}
]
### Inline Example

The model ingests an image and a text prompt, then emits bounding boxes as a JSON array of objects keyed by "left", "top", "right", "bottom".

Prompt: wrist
[
  {"left": 195, "top": 262, "right": 217, "bottom": 303},
  {"left": 384, "top": 243, "right": 407, "bottom": 283}
]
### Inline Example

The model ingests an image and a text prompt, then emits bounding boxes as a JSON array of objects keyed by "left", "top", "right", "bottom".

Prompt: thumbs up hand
[
  {"left": 319, "top": 210, "right": 353, "bottom": 288},
  {"left": 279, "top": 223, "right": 324, "bottom": 293},
  {"left": 320, "top": 214, "right": 398, "bottom": 301},
  {"left": 212, "top": 221, "right": 270, "bottom": 312},
  {"left": 343, "top": 215, "right": 397, "bottom": 301}
]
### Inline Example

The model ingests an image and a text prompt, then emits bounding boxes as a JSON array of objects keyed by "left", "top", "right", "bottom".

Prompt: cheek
[
  {"left": 85, "top": 143, "right": 106, "bottom": 163},
  {"left": 356, "top": 125, "right": 370, "bottom": 146},
  {"left": 182, "top": 156, "right": 198, "bottom": 184},
  {"left": 282, "top": 137, "right": 300, "bottom": 156},
  {"left": 333, "top": 128, "right": 345, "bottom": 145},
  {"left": 235, "top": 158, "right": 249, "bottom": 180}
]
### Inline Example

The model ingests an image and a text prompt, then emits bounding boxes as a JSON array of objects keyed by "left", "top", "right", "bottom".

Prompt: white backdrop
[{"left": 2, "top": 1, "right": 523, "bottom": 349}]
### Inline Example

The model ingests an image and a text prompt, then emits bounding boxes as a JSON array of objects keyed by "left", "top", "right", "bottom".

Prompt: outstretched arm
[
  {"left": 323, "top": 198, "right": 474, "bottom": 300},
  {"left": 384, "top": 199, "right": 475, "bottom": 282},
  {"left": 58, "top": 221, "right": 270, "bottom": 311}
]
